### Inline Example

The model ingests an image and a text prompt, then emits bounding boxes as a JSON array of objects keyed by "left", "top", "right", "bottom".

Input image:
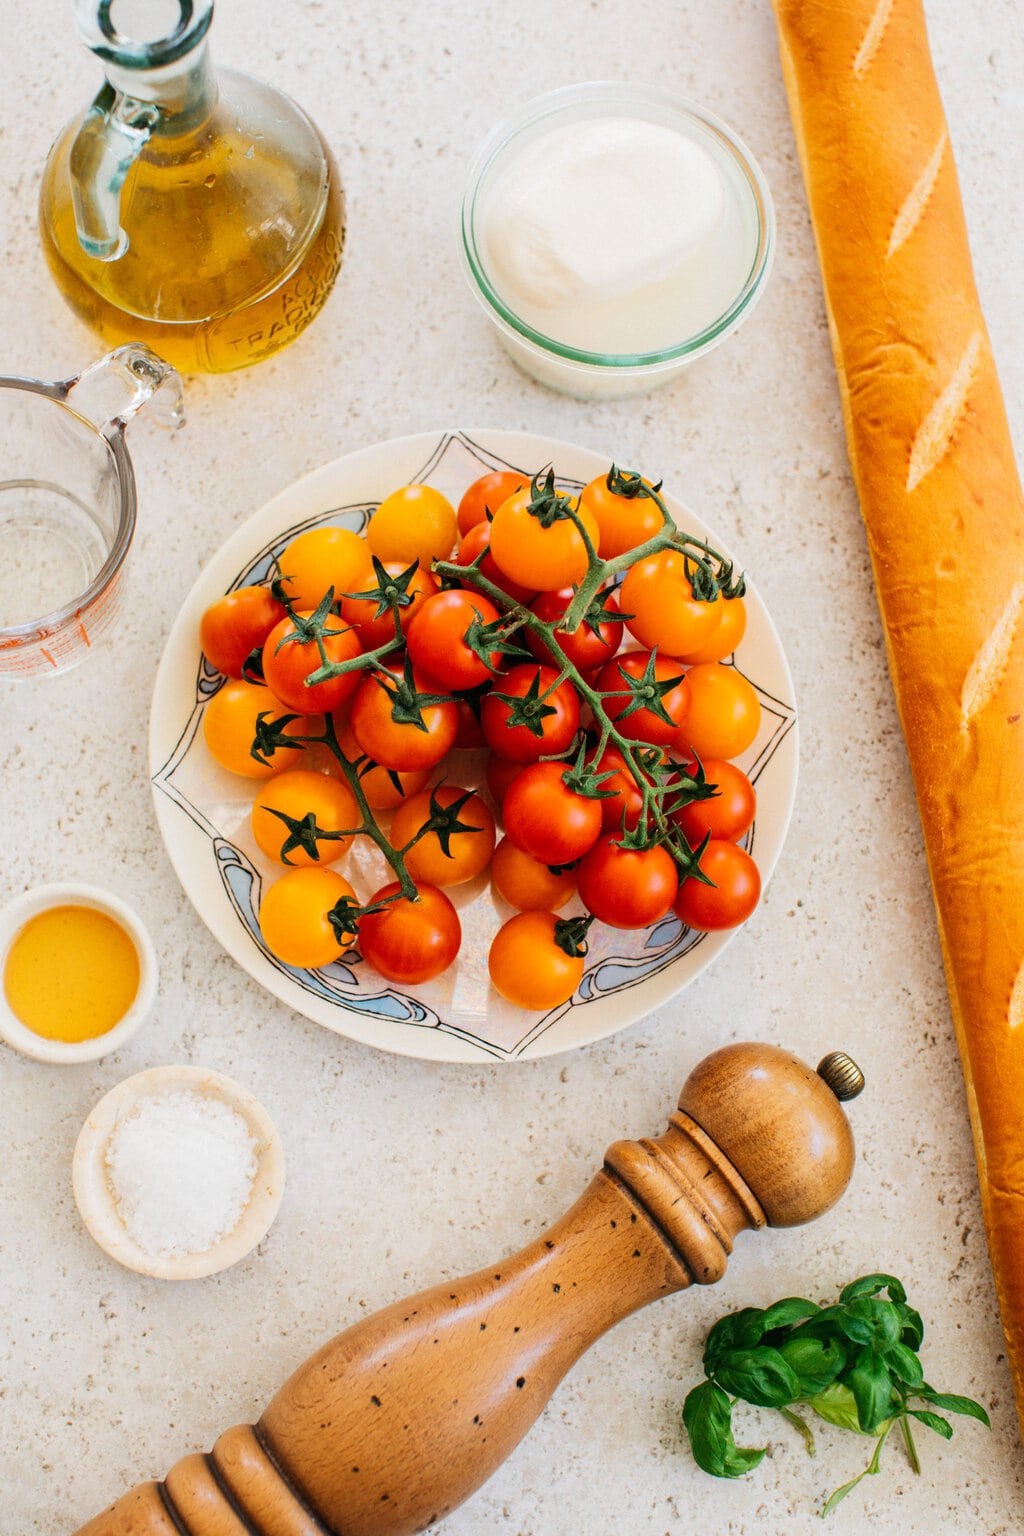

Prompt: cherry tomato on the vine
[
  {"left": 673, "top": 840, "right": 761, "bottom": 931},
  {"left": 576, "top": 836, "right": 679, "bottom": 929},
  {"left": 203, "top": 679, "right": 319, "bottom": 779},
  {"left": 456, "top": 520, "right": 537, "bottom": 605},
  {"left": 350, "top": 664, "right": 458, "bottom": 771},
  {"left": 503, "top": 761, "right": 603, "bottom": 866},
  {"left": 679, "top": 663, "right": 760, "bottom": 761},
  {"left": 251, "top": 769, "right": 359, "bottom": 867},
  {"left": 488, "top": 911, "right": 587, "bottom": 1010},
  {"left": 262, "top": 612, "right": 364, "bottom": 715},
  {"left": 592, "top": 745, "right": 664, "bottom": 833},
  {"left": 390, "top": 785, "right": 496, "bottom": 888},
  {"left": 200, "top": 584, "right": 286, "bottom": 678},
  {"left": 596, "top": 650, "right": 690, "bottom": 748},
  {"left": 480, "top": 663, "right": 580, "bottom": 764},
  {"left": 579, "top": 471, "right": 664, "bottom": 559},
  {"left": 490, "top": 838, "right": 576, "bottom": 912},
  {"left": 620, "top": 549, "right": 723, "bottom": 658},
  {"left": 259, "top": 867, "right": 358, "bottom": 968},
  {"left": 277, "top": 526, "right": 373, "bottom": 612},
  {"left": 359, "top": 882, "right": 461, "bottom": 984},
  {"left": 488, "top": 484, "right": 599, "bottom": 593},
  {"left": 406, "top": 588, "right": 503, "bottom": 691},
  {"left": 673, "top": 759, "right": 756, "bottom": 844},
  {"left": 338, "top": 562, "right": 439, "bottom": 653},
  {"left": 335, "top": 719, "right": 431, "bottom": 809},
  {"left": 526, "top": 587, "right": 623, "bottom": 674},
  {"left": 366, "top": 485, "right": 457, "bottom": 568},
  {"left": 457, "top": 470, "right": 528, "bottom": 536},
  {"left": 682, "top": 596, "right": 747, "bottom": 663}
]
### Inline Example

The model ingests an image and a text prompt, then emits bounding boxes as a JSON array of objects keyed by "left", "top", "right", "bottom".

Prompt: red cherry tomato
[
  {"left": 456, "top": 521, "right": 536, "bottom": 606},
  {"left": 338, "top": 562, "right": 438, "bottom": 653},
  {"left": 485, "top": 752, "right": 523, "bottom": 808},
  {"left": 200, "top": 585, "right": 286, "bottom": 678},
  {"left": 526, "top": 587, "right": 623, "bottom": 674},
  {"left": 593, "top": 745, "right": 663, "bottom": 833},
  {"left": 350, "top": 665, "right": 458, "bottom": 771},
  {"left": 457, "top": 470, "right": 529, "bottom": 536},
  {"left": 480, "top": 664, "right": 580, "bottom": 764},
  {"left": 673, "top": 759, "right": 756, "bottom": 844},
  {"left": 673, "top": 840, "right": 761, "bottom": 931},
  {"left": 595, "top": 650, "right": 690, "bottom": 748},
  {"left": 576, "top": 836, "right": 679, "bottom": 929},
  {"left": 406, "top": 588, "right": 503, "bottom": 690},
  {"left": 262, "top": 612, "right": 364, "bottom": 715},
  {"left": 503, "top": 761, "right": 604, "bottom": 865},
  {"left": 453, "top": 697, "right": 485, "bottom": 748},
  {"left": 359, "top": 882, "right": 461, "bottom": 984}
]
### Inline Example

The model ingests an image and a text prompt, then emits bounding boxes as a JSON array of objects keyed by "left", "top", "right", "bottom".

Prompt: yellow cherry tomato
[
  {"left": 619, "top": 549, "right": 723, "bottom": 657},
  {"left": 252, "top": 769, "right": 359, "bottom": 867},
  {"left": 681, "top": 596, "right": 748, "bottom": 663},
  {"left": 259, "top": 867, "right": 358, "bottom": 968},
  {"left": 488, "top": 485, "right": 599, "bottom": 592},
  {"left": 366, "top": 485, "right": 458, "bottom": 568},
  {"left": 203, "top": 680, "right": 321, "bottom": 779},
  {"left": 678, "top": 664, "right": 761, "bottom": 761},
  {"left": 277, "top": 526, "right": 374, "bottom": 611}
]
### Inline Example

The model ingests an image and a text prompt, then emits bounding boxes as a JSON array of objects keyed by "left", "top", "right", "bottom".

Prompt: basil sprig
[{"left": 682, "top": 1274, "right": 989, "bottom": 1515}]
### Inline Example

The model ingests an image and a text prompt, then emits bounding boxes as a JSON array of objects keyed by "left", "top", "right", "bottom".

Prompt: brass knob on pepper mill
[{"left": 74, "top": 1042, "right": 862, "bottom": 1536}]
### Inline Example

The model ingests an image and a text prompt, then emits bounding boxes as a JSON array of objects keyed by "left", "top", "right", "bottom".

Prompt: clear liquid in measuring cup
[{"left": 0, "top": 483, "right": 109, "bottom": 629}]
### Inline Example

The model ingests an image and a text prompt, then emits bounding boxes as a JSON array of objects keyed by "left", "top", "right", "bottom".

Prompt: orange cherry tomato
[
  {"left": 490, "top": 838, "right": 576, "bottom": 911},
  {"left": 277, "top": 526, "right": 373, "bottom": 611},
  {"left": 595, "top": 650, "right": 690, "bottom": 748},
  {"left": 619, "top": 549, "right": 723, "bottom": 658},
  {"left": 203, "top": 679, "right": 320, "bottom": 779},
  {"left": 335, "top": 720, "right": 431, "bottom": 809},
  {"left": 455, "top": 521, "right": 536, "bottom": 606},
  {"left": 359, "top": 882, "right": 461, "bottom": 984},
  {"left": 579, "top": 471, "right": 664, "bottom": 559},
  {"left": 673, "top": 840, "right": 761, "bottom": 931},
  {"left": 350, "top": 665, "right": 458, "bottom": 771},
  {"left": 406, "top": 588, "right": 503, "bottom": 690},
  {"left": 488, "top": 910, "right": 585, "bottom": 1010},
  {"left": 259, "top": 867, "right": 358, "bottom": 968},
  {"left": 480, "top": 663, "right": 580, "bottom": 764},
  {"left": 262, "top": 612, "right": 364, "bottom": 715},
  {"left": 681, "top": 596, "right": 747, "bottom": 664},
  {"left": 679, "top": 664, "right": 760, "bottom": 761},
  {"left": 251, "top": 769, "right": 359, "bottom": 867},
  {"left": 200, "top": 584, "right": 286, "bottom": 678},
  {"left": 366, "top": 485, "right": 457, "bottom": 568},
  {"left": 673, "top": 759, "right": 756, "bottom": 844},
  {"left": 390, "top": 785, "right": 496, "bottom": 888},
  {"left": 488, "top": 485, "right": 599, "bottom": 593},
  {"left": 338, "top": 562, "right": 439, "bottom": 653},
  {"left": 503, "top": 761, "right": 604, "bottom": 866},
  {"left": 457, "top": 470, "right": 529, "bottom": 536},
  {"left": 576, "top": 836, "right": 679, "bottom": 929}
]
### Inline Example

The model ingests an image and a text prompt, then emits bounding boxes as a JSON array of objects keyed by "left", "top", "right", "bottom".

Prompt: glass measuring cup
[{"left": 0, "top": 343, "right": 183, "bottom": 678}]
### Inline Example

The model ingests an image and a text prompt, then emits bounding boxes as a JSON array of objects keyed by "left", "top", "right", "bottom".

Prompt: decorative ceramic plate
[{"left": 151, "top": 429, "right": 797, "bottom": 1062}]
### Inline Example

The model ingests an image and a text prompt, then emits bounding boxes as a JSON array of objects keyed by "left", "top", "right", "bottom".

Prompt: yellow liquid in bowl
[{"left": 4, "top": 906, "right": 140, "bottom": 1042}]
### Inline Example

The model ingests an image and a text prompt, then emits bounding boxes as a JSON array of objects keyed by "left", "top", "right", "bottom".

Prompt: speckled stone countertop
[{"left": 2, "top": 1, "right": 1023, "bottom": 1532}]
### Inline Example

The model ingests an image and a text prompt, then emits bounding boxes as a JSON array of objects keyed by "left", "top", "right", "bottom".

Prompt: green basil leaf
[
  {"left": 907, "top": 1408, "right": 953, "bottom": 1440},
  {"left": 848, "top": 1350, "right": 897, "bottom": 1433},
  {"left": 808, "top": 1382, "right": 869, "bottom": 1434},
  {"left": 713, "top": 1346, "right": 800, "bottom": 1408},
  {"left": 779, "top": 1333, "right": 846, "bottom": 1395},
  {"left": 918, "top": 1390, "right": 991, "bottom": 1427},
  {"left": 760, "top": 1297, "right": 820, "bottom": 1332},
  {"left": 703, "top": 1307, "right": 766, "bottom": 1373},
  {"left": 682, "top": 1381, "right": 734, "bottom": 1477},
  {"left": 885, "top": 1340, "right": 924, "bottom": 1388},
  {"left": 799, "top": 1304, "right": 875, "bottom": 1346},
  {"left": 839, "top": 1273, "right": 907, "bottom": 1305},
  {"left": 845, "top": 1297, "right": 902, "bottom": 1345},
  {"left": 898, "top": 1306, "right": 925, "bottom": 1350}
]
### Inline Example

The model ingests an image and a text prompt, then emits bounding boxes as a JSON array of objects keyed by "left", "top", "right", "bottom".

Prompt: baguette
[{"left": 771, "top": 0, "right": 1024, "bottom": 1429}]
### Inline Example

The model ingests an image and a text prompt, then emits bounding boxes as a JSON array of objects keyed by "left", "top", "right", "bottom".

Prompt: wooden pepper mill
[{"left": 74, "top": 1042, "right": 864, "bottom": 1536}]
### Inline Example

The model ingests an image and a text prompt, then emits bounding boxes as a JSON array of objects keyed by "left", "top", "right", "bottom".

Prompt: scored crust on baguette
[{"left": 772, "top": 0, "right": 1024, "bottom": 1434}]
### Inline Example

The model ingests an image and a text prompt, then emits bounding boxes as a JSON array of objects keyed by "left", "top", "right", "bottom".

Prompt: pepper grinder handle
[{"left": 73, "top": 1043, "right": 863, "bottom": 1536}]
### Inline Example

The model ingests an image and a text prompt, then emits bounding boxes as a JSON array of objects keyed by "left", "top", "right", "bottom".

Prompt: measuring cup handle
[{"left": 64, "top": 344, "right": 185, "bottom": 432}]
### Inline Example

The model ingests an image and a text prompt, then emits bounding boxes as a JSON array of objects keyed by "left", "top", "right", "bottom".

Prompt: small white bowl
[
  {"left": 0, "top": 882, "right": 158, "bottom": 1064},
  {"left": 72, "top": 1064, "right": 285, "bottom": 1280}
]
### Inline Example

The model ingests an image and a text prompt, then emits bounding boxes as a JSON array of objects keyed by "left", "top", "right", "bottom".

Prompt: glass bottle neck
[{"left": 105, "top": 39, "right": 217, "bottom": 132}]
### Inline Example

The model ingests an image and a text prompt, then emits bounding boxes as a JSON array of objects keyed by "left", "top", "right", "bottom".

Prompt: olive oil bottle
[{"left": 39, "top": 0, "right": 345, "bottom": 374}]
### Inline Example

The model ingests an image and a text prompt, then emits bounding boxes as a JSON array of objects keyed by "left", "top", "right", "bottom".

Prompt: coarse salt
[{"left": 105, "top": 1088, "right": 258, "bottom": 1258}]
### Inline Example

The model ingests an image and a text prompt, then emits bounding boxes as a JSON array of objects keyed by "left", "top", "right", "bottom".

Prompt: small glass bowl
[
  {"left": 0, "top": 882, "right": 158, "bottom": 1064},
  {"left": 460, "top": 82, "right": 775, "bottom": 400}
]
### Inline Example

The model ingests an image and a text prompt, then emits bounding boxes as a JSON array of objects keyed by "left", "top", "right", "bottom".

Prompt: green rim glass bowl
[{"left": 460, "top": 82, "right": 775, "bottom": 400}]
